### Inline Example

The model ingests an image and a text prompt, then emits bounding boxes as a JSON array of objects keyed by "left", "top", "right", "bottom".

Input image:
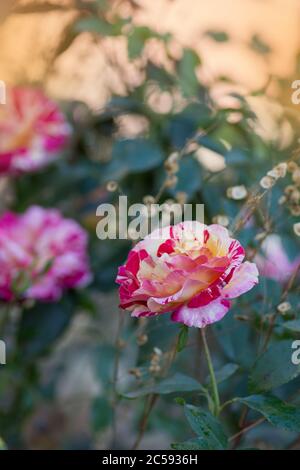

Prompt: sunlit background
[
  {"left": 1, "top": 0, "right": 300, "bottom": 107},
  {"left": 0, "top": 0, "right": 300, "bottom": 451}
]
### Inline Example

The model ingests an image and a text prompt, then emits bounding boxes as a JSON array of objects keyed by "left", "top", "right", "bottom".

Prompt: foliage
[{"left": 0, "top": 0, "right": 300, "bottom": 451}]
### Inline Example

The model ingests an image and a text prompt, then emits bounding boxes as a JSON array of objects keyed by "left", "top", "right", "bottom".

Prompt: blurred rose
[
  {"left": 0, "top": 87, "right": 71, "bottom": 175},
  {"left": 255, "top": 234, "right": 300, "bottom": 283},
  {"left": 116, "top": 222, "right": 258, "bottom": 328},
  {"left": 0, "top": 206, "right": 91, "bottom": 301}
]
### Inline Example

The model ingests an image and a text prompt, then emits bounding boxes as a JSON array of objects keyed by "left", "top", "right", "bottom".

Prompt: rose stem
[{"left": 201, "top": 327, "right": 220, "bottom": 417}]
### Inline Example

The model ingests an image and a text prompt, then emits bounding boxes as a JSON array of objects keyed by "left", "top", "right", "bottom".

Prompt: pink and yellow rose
[
  {"left": 117, "top": 221, "right": 259, "bottom": 328},
  {"left": 0, "top": 87, "right": 71, "bottom": 175},
  {"left": 0, "top": 206, "right": 91, "bottom": 302}
]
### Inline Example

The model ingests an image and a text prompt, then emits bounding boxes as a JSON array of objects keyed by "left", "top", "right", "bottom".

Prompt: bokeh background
[{"left": 0, "top": 0, "right": 300, "bottom": 450}]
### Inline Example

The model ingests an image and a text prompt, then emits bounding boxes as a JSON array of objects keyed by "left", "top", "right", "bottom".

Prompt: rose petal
[
  {"left": 222, "top": 262, "right": 259, "bottom": 299},
  {"left": 171, "top": 297, "right": 231, "bottom": 328}
]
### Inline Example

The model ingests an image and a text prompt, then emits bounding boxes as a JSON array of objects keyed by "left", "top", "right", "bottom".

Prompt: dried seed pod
[
  {"left": 293, "top": 222, "right": 300, "bottom": 236},
  {"left": 165, "top": 175, "right": 178, "bottom": 188},
  {"left": 226, "top": 185, "right": 248, "bottom": 200},
  {"left": 137, "top": 334, "right": 148, "bottom": 346},
  {"left": 129, "top": 368, "right": 142, "bottom": 379},
  {"left": 153, "top": 347, "right": 162, "bottom": 356},
  {"left": 267, "top": 162, "right": 287, "bottom": 179},
  {"left": 175, "top": 191, "right": 188, "bottom": 205},
  {"left": 290, "top": 189, "right": 300, "bottom": 203},
  {"left": 106, "top": 180, "right": 118, "bottom": 192},
  {"left": 143, "top": 195, "right": 156, "bottom": 205},
  {"left": 277, "top": 301, "right": 291, "bottom": 314},
  {"left": 234, "top": 315, "right": 249, "bottom": 322},
  {"left": 292, "top": 169, "right": 300, "bottom": 185},
  {"left": 212, "top": 214, "right": 229, "bottom": 227},
  {"left": 278, "top": 195, "right": 287, "bottom": 205},
  {"left": 260, "top": 175, "right": 276, "bottom": 189},
  {"left": 149, "top": 364, "right": 161, "bottom": 373},
  {"left": 255, "top": 231, "right": 267, "bottom": 241},
  {"left": 167, "top": 152, "right": 179, "bottom": 164},
  {"left": 290, "top": 206, "right": 300, "bottom": 216},
  {"left": 287, "top": 161, "right": 298, "bottom": 173},
  {"left": 285, "top": 185, "right": 295, "bottom": 195},
  {"left": 164, "top": 160, "right": 179, "bottom": 174},
  {"left": 117, "top": 339, "right": 126, "bottom": 349}
]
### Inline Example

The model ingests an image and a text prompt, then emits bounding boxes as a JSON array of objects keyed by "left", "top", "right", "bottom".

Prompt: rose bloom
[
  {"left": 117, "top": 222, "right": 259, "bottom": 328},
  {"left": 255, "top": 234, "right": 300, "bottom": 283},
  {"left": 0, "top": 206, "right": 91, "bottom": 302},
  {"left": 0, "top": 87, "right": 71, "bottom": 175}
]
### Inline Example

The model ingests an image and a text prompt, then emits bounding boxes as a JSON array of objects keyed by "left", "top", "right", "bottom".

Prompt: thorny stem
[{"left": 201, "top": 328, "right": 220, "bottom": 417}]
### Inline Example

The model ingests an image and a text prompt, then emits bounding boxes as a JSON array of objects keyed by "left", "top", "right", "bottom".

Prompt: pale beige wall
[{"left": 0, "top": 0, "right": 299, "bottom": 107}]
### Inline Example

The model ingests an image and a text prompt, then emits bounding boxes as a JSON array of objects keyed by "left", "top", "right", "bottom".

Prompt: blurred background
[{"left": 0, "top": 0, "right": 300, "bottom": 450}]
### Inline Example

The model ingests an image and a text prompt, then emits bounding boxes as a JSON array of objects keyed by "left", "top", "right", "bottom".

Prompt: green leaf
[
  {"left": 166, "top": 103, "right": 212, "bottom": 148},
  {"left": 196, "top": 135, "right": 228, "bottom": 156},
  {"left": 91, "top": 396, "right": 113, "bottom": 432},
  {"left": 168, "top": 155, "right": 201, "bottom": 198},
  {"left": 146, "top": 62, "right": 175, "bottom": 90},
  {"left": 205, "top": 30, "right": 229, "bottom": 42},
  {"left": 282, "top": 320, "right": 300, "bottom": 333},
  {"left": 75, "top": 17, "right": 125, "bottom": 37},
  {"left": 213, "top": 312, "right": 253, "bottom": 368},
  {"left": 177, "top": 48, "right": 201, "bottom": 97},
  {"left": 122, "top": 373, "right": 203, "bottom": 399},
  {"left": 184, "top": 404, "right": 228, "bottom": 450},
  {"left": 249, "top": 340, "right": 300, "bottom": 393},
  {"left": 128, "top": 26, "right": 170, "bottom": 59},
  {"left": 0, "top": 438, "right": 6, "bottom": 450},
  {"left": 102, "top": 139, "right": 164, "bottom": 181},
  {"left": 177, "top": 325, "right": 189, "bottom": 352},
  {"left": 207, "top": 363, "right": 239, "bottom": 387},
  {"left": 17, "top": 296, "right": 75, "bottom": 359},
  {"left": 237, "top": 395, "right": 300, "bottom": 433},
  {"left": 250, "top": 34, "right": 271, "bottom": 55},
  {"left": 225, "top": 149, "right": 248, "bottom": 165},
  {"left": 172, "top": 438, "right": 208, "bottom": 450}
]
